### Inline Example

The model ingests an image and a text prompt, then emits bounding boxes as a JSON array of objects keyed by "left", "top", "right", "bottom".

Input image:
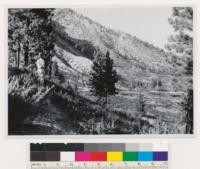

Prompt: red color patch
[{"left": 92, "top": 152, "right": 107, "bottom": 161}]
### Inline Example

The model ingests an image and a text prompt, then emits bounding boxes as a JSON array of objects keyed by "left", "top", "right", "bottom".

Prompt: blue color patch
[{"left": 138, "top": 152, "right": 153, "bottom": 161}]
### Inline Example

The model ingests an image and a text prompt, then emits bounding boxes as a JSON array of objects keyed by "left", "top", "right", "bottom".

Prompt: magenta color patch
[{"left": 75, "top": 152, "right": 92, "bottom": 161}]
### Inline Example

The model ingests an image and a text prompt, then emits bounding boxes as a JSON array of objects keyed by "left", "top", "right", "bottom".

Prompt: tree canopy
[
  {"left": 8, "top": 8, "right": 55, "bottom": 76},
  {"left": 89, "top": 51, "right": 118, "bottom": 106},
  {"left": 165, "top": 7, "right": 193, "bottom": 75}
]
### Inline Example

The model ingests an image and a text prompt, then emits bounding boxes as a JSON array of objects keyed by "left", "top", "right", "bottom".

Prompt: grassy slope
[
  {"left": 8, "top": 68, "right": 145, "bottom": 135},
  {"left": 8, "top": 64, "right": 188, "bottom": 135}
]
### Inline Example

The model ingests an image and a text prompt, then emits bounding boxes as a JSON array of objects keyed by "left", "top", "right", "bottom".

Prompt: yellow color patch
[{"left": 107, "top": 152, "right": 123, "bottom": 161}]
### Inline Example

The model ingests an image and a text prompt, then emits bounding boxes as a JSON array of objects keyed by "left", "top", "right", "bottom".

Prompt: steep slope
[
  {"left": 52, "top": 8, "right": 176, "bottom": 90},
  {"left": 53, "top": 9, "right": 173, "bottom": 69}
]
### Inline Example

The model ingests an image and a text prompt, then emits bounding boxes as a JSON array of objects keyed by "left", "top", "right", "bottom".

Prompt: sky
[{"left": 74, "top": 7, "right": 175, "bottom": 49}]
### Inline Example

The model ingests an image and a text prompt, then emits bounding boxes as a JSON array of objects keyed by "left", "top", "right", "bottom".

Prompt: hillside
[
  {"left": 8, "top": 68, "right": 145, "bottom": 135},
  {"left": 50, "top": 8, "right": 189, "bottom": 134},
  {"left": 8, "top": 8, "right": 192, "bottom": 135},
  {"left": 52, "top": 8, "right": 180, "bottom": 91}
]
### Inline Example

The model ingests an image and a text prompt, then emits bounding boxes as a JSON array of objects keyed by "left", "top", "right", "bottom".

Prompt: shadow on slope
[
  {"left": 8, "top": 67, "right": 144, "bottom": 135},
  {"left": 53, "top": 21, "right": 96, "bottom": 60}
]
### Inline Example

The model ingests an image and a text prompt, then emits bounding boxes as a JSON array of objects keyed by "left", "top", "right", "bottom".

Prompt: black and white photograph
[{"left": 8, "top": 7, "right": 193, "bottom": 135}]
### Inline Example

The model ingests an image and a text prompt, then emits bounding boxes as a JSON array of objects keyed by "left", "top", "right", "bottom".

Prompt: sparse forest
[{"left": 8, "top": 8, "right": 193, "bottom": 135}]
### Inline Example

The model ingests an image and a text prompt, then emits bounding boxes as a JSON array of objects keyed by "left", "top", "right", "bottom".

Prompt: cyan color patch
[{"left": 138, "top": 152, "right": 153, "bottom": 161}]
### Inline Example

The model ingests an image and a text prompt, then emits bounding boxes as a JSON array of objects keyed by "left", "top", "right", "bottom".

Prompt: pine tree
[
  {"left": 51, "top": 61, "right": 59, "bottom": 79},
  {"left": 165, "top": 7, "right": 193, "bottom": 75},
  {"left": 182, "top": 89, "right": 193, "bottom": 134},
  {"left": 166, "top": 8, "right": 193, "bottom": 134},
  {"left": 31, "top": 9, "right": 55, "bottom": 76},
  {"left": 137, "top": 93, "right": 145, "bottom": 113},
  {"left": 8, "top": 9, "right": 29, "bottom": 67},
  {"left": 89, "top": 51, "right": 118, "bottom": 106},
  {"left": 8, "top": 8, "right": 55, "bottom": 75}
]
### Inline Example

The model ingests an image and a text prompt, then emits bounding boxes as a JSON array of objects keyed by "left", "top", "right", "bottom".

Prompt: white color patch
[
  {"left": 153, "top": 143, "right": 168, "bottom": 152},
  {"left": 60, "top": 152, "right": 75, "bottom": 161}
]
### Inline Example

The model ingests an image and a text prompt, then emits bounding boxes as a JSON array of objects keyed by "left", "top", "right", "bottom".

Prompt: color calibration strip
[
  {"left": 30, "top": 143, "right": 168, "bottom": 162},
  {"left": 31, "top": 162, "right": 168, "bottom": 169}
]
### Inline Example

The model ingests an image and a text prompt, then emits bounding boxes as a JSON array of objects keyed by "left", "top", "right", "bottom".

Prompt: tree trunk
[
  {"left": 105, "top": 94, "right": 109, "bottom": 109},
  {"left": 107, "top": 96, "right": 109, "bottom": 108},
  {"left": 14, "top": 51, "right": 18, "bottom": 67},
  {"left": 17, "top": 43, "right": 21, "bottom": 68},
  {"left": 24, "top": 51, "right": 29, "bottom": 66},
  {"left": 105, "top": 95, "right": 107, "bottom": 107},
  {"left": 24, "top": 41, "right": 29, "bottom": 66}
]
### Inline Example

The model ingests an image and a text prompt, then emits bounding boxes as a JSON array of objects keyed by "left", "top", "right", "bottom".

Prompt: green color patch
[{"left": 123, "top": 152, "right": 138, "bottom": 161}]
